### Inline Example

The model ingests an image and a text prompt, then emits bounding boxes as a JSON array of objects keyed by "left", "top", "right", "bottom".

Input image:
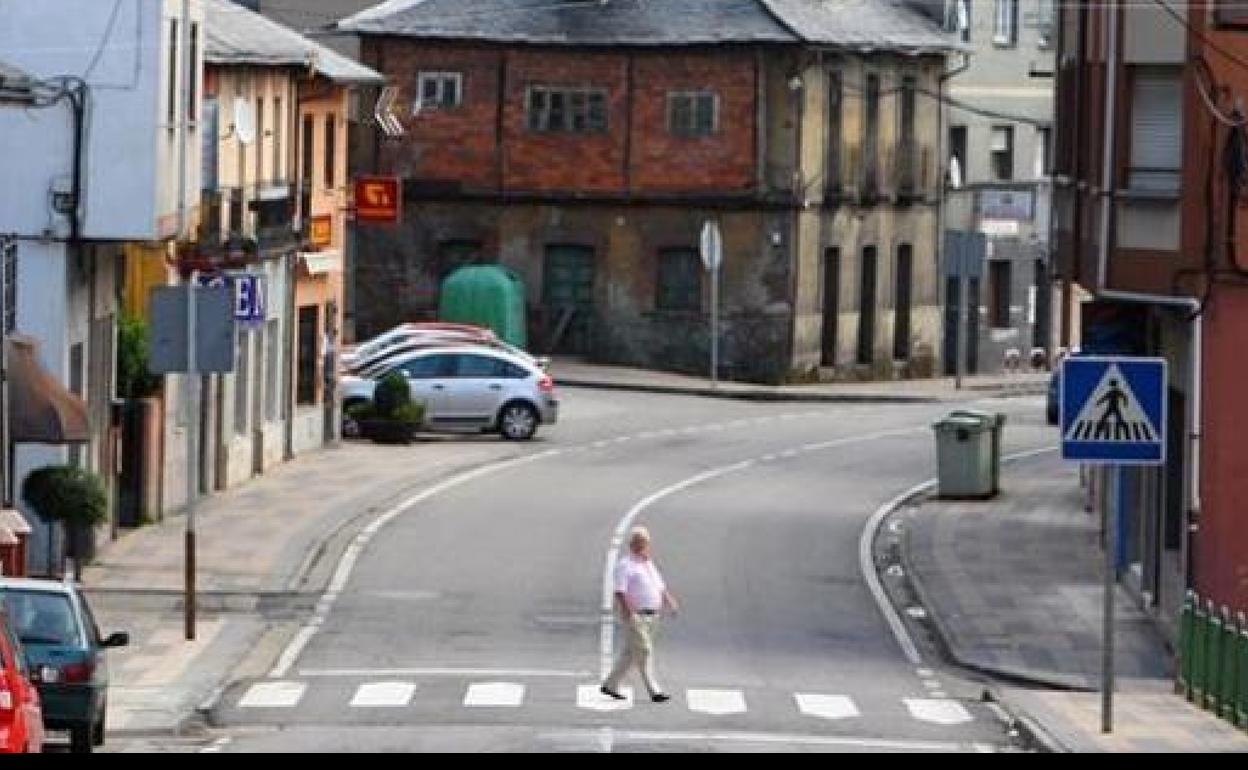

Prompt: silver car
[{"left": 341, "top": 347, "right": 558, "bottom": 440}]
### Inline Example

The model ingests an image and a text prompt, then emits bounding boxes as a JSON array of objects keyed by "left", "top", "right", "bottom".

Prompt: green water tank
[{"left": 437, "top": 264, "right": 528, "bottom": 348}]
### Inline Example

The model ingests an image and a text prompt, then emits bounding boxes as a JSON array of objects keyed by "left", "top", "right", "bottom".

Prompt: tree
[{"left": 21, "top": 465, "right": 107, "bottom": 579}]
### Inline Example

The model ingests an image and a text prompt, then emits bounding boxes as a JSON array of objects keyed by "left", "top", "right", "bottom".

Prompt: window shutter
[{"left": 1129, "top": 70, "right": 1182, "bottom": 192}]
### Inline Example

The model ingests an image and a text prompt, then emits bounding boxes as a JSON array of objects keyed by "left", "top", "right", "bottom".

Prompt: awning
[
  {"left": 300, "top": 250, "right": 341, "bottom": 276},
  {"left": 0, "top": 509, "right": 30, "bottom": 536},
  {"left": 7, "top": 335, "right": 89, "bottom": 444}
]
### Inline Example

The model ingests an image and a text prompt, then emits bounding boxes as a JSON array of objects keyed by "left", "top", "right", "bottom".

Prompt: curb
[
  {"left": 557, "top": 377, "right": 1047, "bottom": 405},
  {"left": 982, "top": 687, "right": 1074, "bottom": 754}
]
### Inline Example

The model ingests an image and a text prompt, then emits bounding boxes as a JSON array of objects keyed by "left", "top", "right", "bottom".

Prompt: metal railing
[{"left": 1177, "top": 590, "right": 1248, "bottom": 729}]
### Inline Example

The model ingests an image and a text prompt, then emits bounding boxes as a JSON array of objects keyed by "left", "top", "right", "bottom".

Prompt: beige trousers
[{"left": 604, "top": 614, "right": 663, "bottom": 696}]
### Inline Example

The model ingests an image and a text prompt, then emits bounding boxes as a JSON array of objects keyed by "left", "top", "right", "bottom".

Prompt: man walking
[{"left": 601, "top": 526, "right": 679, "bottom": 704}]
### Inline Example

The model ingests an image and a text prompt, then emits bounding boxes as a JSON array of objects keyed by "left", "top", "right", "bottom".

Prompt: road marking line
[
  {"left": 592, "top": 729, "right": 975, "bottom": 752},
  {"left": 687, "top": 688, "right": 747, "bottom": 715},
  {"left": 200, "top": 736, "right": 233, "bottom": 754},
  {"left": 299, "top": 667, "right": 591, "bottom": 679},
  {"left": 350, "top": 681, "right": 416, "bottom": 708},
  {"left": 904, "top": 698, "right": 974, "bottom": 726},
  {"left": 238, "top": 681, "right": 306, "bottom": 709},
  {"left": 794, "top": 693, "right": 860, "bottom": 721},
  {"left": 464, "top": 682, "right": 526, "bottom": 708},
  {"left": 578, "top": 684, "right": 633, "bottom": 712},
  {"left": 269, "top": 449, "right": 562, "bottom": 678}
]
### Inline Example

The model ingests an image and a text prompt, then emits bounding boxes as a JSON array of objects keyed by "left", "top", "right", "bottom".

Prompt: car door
[
  {"left": 447, "top": 354, "right": 512, "bottom": 427},
  {"left": 1, "top": 621, "right": 42, "bottom": 753},
  {"left": 397, "top": 354, "right": 456, "bottom": 426}
]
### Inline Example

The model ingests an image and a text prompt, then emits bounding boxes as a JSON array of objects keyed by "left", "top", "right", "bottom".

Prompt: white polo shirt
[{"left": 614, "top": 554, "right": 666, "bottom": 612}]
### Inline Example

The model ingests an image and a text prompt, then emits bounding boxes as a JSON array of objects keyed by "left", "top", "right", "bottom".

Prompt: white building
[{"left": 0, "top": 0, "right": 203, "bottom": 571}]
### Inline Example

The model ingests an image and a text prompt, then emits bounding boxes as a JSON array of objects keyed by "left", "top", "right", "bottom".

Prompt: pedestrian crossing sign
[{"left": 1061, "top": 356, "right": 1167, "bottom": 464}]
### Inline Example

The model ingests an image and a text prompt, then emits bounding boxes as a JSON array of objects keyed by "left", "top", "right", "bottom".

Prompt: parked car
[
  {"left": 341, "top": 322, "right": 495, "bottom": 368},
  {"left": 341, "top": 347, "right": 558, "bottom": 441},
  {"left": 0, "top": 578, "right": 127, "bottom": 754},
  {"left": 351, "top": 335, "right": 550, "bottom": 380},
  {"left": 0, "top": 608, "right": 43, "bottom": 754}
]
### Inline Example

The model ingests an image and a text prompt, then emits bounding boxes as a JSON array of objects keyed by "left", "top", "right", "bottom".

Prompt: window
[
  {"left": 273, "top": 97, "right": 282, "bottom": 181},
  {"left": 526, "top": 86, "right": 608, "bottom": 133},
  {"left": 255, "top": 97, "right": 265, "bottom": 184},
  {"left": 0, "top": 590, "right": 83, "bottom": 648},
  {"left": 949, "top": 125, "right": 968, "bottom": 188},
  {"left": 265, "top": 318, "right": 280, "bottom": 422},
  {"left": 297, "top": 306, "right": 318, "bottom": 405},
  {"left": 989, "top": 260, "right": 1012, "bottom": 328},
  {"left": 324, "top": 114, "right": 336, "bottom": 189},
  {"left": 235, "top": 330, "right": 249, "bottom": 436},
  {"left": 864, "top": 74, "right": 880, "bottom": 198},
  {"left": 416, "top": 71, "right": 462, "bottom": 111},
  {"left": 956, "top": 0, "right": 971, "bottom": 42},
  {"left": 454, "top": 354, "right": 510, "bottom": 379},
  {"left": 826, "top": 72, "right": 842, "bottom": 195},
  {"left": 1128, "top": 68, "right": 1182, "bottom": 194},
  {"left": 167, "top": 19, "right": 178, "bottom": 125},
  {"left": 3, "top": 239, "right": 16, "bottom": 335},
  {"left": 821, "top": 248, "right": 840, "bottom": 366},
  {"left": 858, "top": 246, "right": 877, "bottom": 366},
  {"left": 400, "top": 354, "right": 455, "bottom": 379},
  {"left": 656, "top": 248, "right": 702, "bottom": 312},
  {"left": 990, "top": 125, "right": 1014, "bottom": 181},
  {"left": 1034, "top": 126, "right": 1051, "bottom": 179},
  {"left": 894, "top": 244, "right": 913, "bottom": 361},
  {"left": 188, "top": 23, "right": 198, "bottom": 122},
  {"left": 898, "top": 75, "right": 917, "bottom": 194},
  {"left": 993, "top": 0, "right": 1018, "bottom": 46},
  {"left": 301, "top": 115, "right": 314, "bottom": 185},
  {"left": 667, "top": 91, "right": 718, "bottom": 136},
  {"left": 1214, "top": 1, "right": 1248, "bottom": 26}
]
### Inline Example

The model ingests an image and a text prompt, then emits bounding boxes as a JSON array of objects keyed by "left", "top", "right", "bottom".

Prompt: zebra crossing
[{"left": 232, "top": 678, "right": 978, "bottom": 727}]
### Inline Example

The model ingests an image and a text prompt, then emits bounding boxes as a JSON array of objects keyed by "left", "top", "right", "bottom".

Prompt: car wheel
[
  {"left": 70, "top": 725, "right": 92, "bottom": 754},
  {"left": 498, "top": 402, "right": 538, "bottom": 441}
]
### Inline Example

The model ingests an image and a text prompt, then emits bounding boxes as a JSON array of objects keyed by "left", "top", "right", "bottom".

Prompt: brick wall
[{"left": 366, "top": 40, "right": 759, "bottom": 195}]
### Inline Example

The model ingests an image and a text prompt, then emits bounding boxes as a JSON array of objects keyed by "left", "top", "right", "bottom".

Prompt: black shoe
[
  {"left": 651, "top": 693, "right": 671, "bottom": 703},
  {"left": 599, "top": 685, "right": 626, "bottom": 701}
]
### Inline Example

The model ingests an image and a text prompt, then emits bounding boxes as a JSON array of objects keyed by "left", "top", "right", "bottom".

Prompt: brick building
[{"left": 339, "top": 0, "right": 958, "bottom": 384}]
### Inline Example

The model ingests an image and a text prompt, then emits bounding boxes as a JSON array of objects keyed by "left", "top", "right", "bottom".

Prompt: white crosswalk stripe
[
  {"left": 577, "top": 684, "right": 634, "bottom": 711},
  {"left": 904, "top": 698, "right": 974, "bottom": 725},
  {"left": 239, "top": 681, "right": 306, "bottom": 709},
  {"left": 350, "top": 681, "right": 416, "bottom": 708},
  {"left": 464, "top": 682, "right": 526, "bottom": 708},
  {"left": 686, "top": 688, "right": 747, "bottom": 715},
  {"left": 794, "top": 693, "right": 860, "bottom": 721}
]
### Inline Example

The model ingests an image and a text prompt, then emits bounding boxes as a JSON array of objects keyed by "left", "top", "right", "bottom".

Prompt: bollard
[
  {"left": 1238, "top": 612, "right": 1248, "bottom": 729},
  {"left": 1221, "top": 607, "right": 1239, "bottom": 721},
  {"left": 1180, "top": 591, "right": 1197, "bottom": 697},
  {"left": 1208, "top": 600, "right": 1223, "bottom": 712},
  {"left": 1193, "top": 597, "right": 1208, "bottom": 705}
]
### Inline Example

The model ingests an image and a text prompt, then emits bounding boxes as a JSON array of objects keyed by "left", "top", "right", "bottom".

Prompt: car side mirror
[{"left": 102, "top": 632, "right": 129, "bottom": 649}]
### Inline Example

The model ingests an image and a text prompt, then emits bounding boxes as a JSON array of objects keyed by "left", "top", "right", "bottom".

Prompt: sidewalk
[
  {"left": 900, "top": 453, "right": 1248, "bottom": 752},
  {"left": 552, "top": 357, "right": 1049, "bottom": 403},
  {"left": 82, "top": 437, "right": 520, "bottom": 737}
]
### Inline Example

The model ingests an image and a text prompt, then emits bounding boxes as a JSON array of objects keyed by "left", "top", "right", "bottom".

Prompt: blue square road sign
[{"left": 1060, "top": 356, "right": 1167, "bottom": 465}]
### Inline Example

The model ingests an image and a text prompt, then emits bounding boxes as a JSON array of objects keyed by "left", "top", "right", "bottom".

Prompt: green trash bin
[{"left": 933, "top": 411, "right": 996, "bottom": 499}]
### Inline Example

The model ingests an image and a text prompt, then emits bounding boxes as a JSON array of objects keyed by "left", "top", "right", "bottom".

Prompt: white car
[
  {"left": 341, "top": 346, "right": 558, "bottom": 441},
  {"left": 341, "top": 322, "right": 493, "bottom": 369}
]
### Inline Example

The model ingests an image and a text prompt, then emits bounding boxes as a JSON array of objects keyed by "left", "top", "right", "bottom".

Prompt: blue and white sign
[
  {"left": 1061, "top": 356, "right": 1167, "bottom": 465},
  {"left": 198, "top": 273, "right": 266, "bottom": 323}
]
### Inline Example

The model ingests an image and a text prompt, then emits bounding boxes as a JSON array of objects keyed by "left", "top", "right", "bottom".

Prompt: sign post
[
  {"left": 1060, "top": 356, "right": 1167, "bottom": 733},
  {"left": 700, "top": 220, "right": 722, "bottom": 389}
]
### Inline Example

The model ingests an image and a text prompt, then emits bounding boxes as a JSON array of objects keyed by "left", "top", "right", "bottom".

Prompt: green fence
[{"left": 1178, "top": 591, "right": 1248, "bottom": 731}]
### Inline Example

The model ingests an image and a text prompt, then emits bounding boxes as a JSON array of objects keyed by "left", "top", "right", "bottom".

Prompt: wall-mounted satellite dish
[{"left": 233, "top": 97, "right": 255, "bottom": 145}]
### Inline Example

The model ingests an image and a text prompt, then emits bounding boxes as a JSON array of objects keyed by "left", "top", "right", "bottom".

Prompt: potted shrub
[
  {"left": 20, "top": 465, "right": 108, "bottom": 579},
  {"left": 355, "top": 372, "right": 426, "bottom": 444}
]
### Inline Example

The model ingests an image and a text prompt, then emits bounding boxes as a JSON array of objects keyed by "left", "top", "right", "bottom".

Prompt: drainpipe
[{"left": 940, "top": 52, "right": 969, "bottom": 387}]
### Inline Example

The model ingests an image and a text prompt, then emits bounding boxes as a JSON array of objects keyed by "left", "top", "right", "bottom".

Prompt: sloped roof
[
  {"left": 336, "top": 0, "right": 797, "bottom": 46},
  {"left": 760, "top": 0, "right": 960, "bottom": 53},
  {"left": 205, "top": 0, "right": 384, "bottom": 83}
]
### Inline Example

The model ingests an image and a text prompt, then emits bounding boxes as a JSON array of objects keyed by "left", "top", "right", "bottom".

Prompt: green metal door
[{"left": 542, "top": 245, "right": 595, "bottom": 354}]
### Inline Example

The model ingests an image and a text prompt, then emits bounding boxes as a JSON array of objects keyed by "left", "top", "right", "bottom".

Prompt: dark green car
[{"left": 0, "top": 578, "right": 128, "bottom": 753}]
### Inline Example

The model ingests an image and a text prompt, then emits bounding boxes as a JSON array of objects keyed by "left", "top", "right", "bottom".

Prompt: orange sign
[
  {"left": 309, "top": 215, "right": 333, "bottom": 247},
  {"left": 353, "top": 176, "right": 401, "bottom": 224}
]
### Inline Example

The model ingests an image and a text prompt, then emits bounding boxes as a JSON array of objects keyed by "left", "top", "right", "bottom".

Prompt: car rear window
[{"left": 0, "top": 589, "right": 83, "bottom": 647}]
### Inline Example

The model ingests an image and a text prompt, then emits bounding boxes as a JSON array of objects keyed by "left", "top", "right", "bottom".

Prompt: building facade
[
  {"left": 1052, "top": 0, "right": 1248, "bottom": 632},
  {"left": 341, "top": 0, "right": 957, "bottom": 384}
]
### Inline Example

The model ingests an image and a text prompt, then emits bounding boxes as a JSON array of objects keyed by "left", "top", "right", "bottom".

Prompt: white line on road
[
  {"left": 463, "top": 682, "right": 526, "bottom": 708},
  {"left": 199, "top": 736, "right": 233, "bottom": 754},
  {"left": 583, "top": 729, "right": 978, "bottom": 753},
  {"left": 350, "top": 681, "right": 416, "bottom": 708},
  {"left": 794, "top": 693, "right": 861, "bottom": 721},
  {"left": 269, "top": 449, "right": 562, "bottom": 678},
  {"left": 299, "top": 667, "right": 592, "bottom": 679},
  {"left": 686, "top": 688, "right": 748, "bottom": 715},
  {"left": 904, "top": 698, "right": 974, "bottom": 726},
  {"left": 577, "top": 684, "right": 634, "bottom": 712},
  {"left": 238, "top": 681, "right": 306, "bottom": 709}
]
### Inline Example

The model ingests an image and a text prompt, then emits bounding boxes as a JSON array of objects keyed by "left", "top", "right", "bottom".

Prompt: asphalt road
[{"left": 193, "top": 387, "right": 1055, "bottom": 753}]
